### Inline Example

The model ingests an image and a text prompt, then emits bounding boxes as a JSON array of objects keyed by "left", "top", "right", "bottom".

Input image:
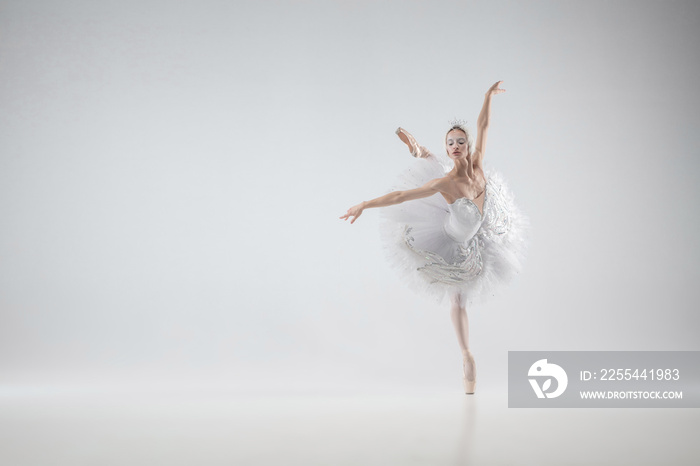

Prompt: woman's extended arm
[
  {"left": 474, "top": 81, "right": 506, "bottom": 166},
  {"left": 340, "top": 179, "right": 442, "bottom": 224}
]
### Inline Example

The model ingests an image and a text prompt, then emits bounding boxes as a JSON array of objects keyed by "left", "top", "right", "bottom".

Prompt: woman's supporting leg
[{"left": 450, "top": 291, "right": 477, "bottom": 393}]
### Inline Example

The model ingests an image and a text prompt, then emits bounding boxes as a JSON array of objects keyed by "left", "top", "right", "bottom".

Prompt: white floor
[{"left": 1, "top": 387, "right": 698, "bottom": 465}]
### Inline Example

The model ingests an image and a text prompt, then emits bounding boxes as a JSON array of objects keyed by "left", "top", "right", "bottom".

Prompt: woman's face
[{"left": 446, "top": 129, "right": 468, "bottom": 159}]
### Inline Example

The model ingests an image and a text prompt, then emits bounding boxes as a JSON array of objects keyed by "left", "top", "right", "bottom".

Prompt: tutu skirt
[{"left": 379, "top": 152, "right": 528, "bottom": 305}]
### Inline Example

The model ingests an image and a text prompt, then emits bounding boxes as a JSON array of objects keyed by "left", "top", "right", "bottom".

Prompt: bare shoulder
[
  {"left": 426, "top": 176, "right": 460, "bottom": 199},
  {"left": 426, "top": 176, "right": 451, "bottom": 191}
]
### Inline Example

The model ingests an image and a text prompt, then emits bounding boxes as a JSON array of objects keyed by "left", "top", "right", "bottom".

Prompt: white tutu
[{"left": 379, "top": 150, "right": 528, "bottom": 305}]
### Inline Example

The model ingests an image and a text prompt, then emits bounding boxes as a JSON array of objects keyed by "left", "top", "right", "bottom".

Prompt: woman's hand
[
  {"left": 340, "top": 202, "right": 366, "bottom": 224},
  {"left": 486, "top": 80, "right": 506, "bottom": 97}
]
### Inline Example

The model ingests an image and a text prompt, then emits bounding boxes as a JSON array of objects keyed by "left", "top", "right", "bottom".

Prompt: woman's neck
[{"left": 451, "top": 156, "right": 473, "bottom": 178}]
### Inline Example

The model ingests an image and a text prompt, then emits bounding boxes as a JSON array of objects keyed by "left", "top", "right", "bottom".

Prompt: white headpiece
[{"left": 448, "top": 118, "right": 468, "bottom": 129}]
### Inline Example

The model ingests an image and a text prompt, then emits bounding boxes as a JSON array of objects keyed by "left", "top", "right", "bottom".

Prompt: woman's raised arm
[
  {"left": 340, "top": 179, "right": 443, "bottom": 224},
  {"left": 474, "top": 80, "right": 506, "bottom": 167}
]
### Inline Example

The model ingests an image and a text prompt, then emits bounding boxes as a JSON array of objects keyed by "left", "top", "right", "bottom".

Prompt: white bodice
[{"left": 443, "top": 197, "right": 485, "bottom": 243}]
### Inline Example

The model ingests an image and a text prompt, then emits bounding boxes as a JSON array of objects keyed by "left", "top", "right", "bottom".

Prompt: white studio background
[{"left": 1, "top": 0, "right": 699, "bottom": 395}]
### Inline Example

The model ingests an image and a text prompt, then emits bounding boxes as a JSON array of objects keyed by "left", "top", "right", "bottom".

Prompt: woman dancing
[{"left": 340, "top": 81, "right": 528, "bottom": 394}]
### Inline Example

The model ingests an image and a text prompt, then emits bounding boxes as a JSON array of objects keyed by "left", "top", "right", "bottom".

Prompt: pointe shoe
[
  {"left": 462, "top": 351, "right": 477, "bottom": 395},
  {"left": 395, "top": 127, "right": 432, "bottom": 159}
]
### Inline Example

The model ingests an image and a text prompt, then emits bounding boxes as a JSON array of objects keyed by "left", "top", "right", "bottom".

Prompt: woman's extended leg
[
  {"left": 395, "top": 127, "right": 433, "bottom": 159},
  {"left": 450, "top": 291, "right": 477, "bottom": 394}
]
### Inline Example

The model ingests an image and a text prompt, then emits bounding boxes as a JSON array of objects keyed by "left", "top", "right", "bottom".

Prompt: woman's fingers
[
  {"left": 340, "top": 210, "right": 359, "bottom": 223},
  {"left": 489, "top": 80, "right": 505, "bottom": 94}
]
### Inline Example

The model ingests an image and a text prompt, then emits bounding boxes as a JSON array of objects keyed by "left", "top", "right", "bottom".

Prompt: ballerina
[{"left": 340, "top": 81, "right": 528, "bottom": 394}]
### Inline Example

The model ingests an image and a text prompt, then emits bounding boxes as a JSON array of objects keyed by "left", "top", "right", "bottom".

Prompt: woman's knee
[{"left": 450, "top": 291, "right": 466, "bottom": 310}]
